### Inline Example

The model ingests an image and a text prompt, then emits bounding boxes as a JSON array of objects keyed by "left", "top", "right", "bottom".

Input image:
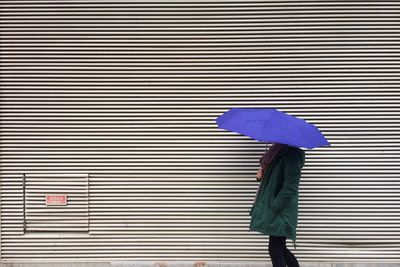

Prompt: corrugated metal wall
[{"left": 1, "top": 0, "right": 400, "bottom": 263}]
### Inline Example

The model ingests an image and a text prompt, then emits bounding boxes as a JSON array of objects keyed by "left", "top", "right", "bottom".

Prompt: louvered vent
[{"left": 24, "top": 173, "right": 89, "bottom": 232}]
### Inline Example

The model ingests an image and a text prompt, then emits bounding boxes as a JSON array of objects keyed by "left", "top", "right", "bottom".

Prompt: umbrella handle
[{"left": 264, "top": 143, "right": 272, "bottom": 153}]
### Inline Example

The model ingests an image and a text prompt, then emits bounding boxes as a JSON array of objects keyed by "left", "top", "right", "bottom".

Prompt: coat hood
[{"left": 273, "top": 145, "right": 305, "bottom": 167}]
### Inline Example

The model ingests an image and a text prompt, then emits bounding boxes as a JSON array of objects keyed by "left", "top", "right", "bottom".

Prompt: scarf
[{"left": 259, "top": 143, "right": 287, "bottom": 171}]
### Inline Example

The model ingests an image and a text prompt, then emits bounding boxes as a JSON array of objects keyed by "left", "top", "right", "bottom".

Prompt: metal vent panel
[{"left": 23, "top": 174, "right": 89, "bottom": 232}]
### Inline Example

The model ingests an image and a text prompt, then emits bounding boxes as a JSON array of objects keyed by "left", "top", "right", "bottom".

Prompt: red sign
[{"left": 46, "top": 195, "right": 67, "bottom": 206}]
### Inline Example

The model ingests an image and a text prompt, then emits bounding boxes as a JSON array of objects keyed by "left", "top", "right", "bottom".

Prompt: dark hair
[{"left": 259, "top": 143, "right": 287, "bottom": 171}]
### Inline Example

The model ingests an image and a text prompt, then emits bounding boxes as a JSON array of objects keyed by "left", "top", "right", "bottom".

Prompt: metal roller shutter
[{"left": 0, "top": 0, "right": 399, "bottom": 263}]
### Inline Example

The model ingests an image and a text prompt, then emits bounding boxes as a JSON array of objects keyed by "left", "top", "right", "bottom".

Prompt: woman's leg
[
  {"left": 268, "top": 235, "right": 300, "bottom": 267},
  {"left": 283, "top": 246, "right": 300, "bottom": 267},
  {"left": 268, "top": 235, "right": 286, "bottom": 267}
]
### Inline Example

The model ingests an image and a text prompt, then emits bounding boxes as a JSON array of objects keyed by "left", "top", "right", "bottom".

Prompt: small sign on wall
[{"left": 45, "top": 195, "right": 67, "bottom": 206}]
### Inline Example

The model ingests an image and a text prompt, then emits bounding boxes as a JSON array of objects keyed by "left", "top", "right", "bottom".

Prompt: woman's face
[{"left": 256, "top": 167, "right": 263, "bottom": 180}]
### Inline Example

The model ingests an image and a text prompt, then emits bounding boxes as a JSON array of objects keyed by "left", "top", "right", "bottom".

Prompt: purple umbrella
[{"left": 215, "top": 108, "right": 330, "bottom": 149}]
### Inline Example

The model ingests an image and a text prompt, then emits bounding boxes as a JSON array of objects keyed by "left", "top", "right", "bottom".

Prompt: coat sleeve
[{"left": 271, "top": 150, "right": 303, "bottom": 213}]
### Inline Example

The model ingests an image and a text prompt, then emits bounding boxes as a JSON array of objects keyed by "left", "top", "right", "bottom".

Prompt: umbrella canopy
[{"left": 215, "top": 108, "right": 330, "bottom": 149}]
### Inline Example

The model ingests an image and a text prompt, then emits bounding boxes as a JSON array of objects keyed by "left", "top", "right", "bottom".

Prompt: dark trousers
[{"left": 268, "top": 235, "right": 300, "bottom": 267}]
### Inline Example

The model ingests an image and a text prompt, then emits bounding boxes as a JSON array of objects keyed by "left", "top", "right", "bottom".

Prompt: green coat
[{"left": 248, "top": 145, "right": 305, "bottom": 241}]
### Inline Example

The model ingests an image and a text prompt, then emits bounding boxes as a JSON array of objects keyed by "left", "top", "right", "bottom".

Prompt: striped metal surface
[{"left": 1, "top": 0, "right": 400, "bottom": 263}]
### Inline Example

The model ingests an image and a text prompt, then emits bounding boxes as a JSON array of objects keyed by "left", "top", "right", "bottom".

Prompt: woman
[{"left": 249, "top": 143, "right": 305, "bottom": 267}]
